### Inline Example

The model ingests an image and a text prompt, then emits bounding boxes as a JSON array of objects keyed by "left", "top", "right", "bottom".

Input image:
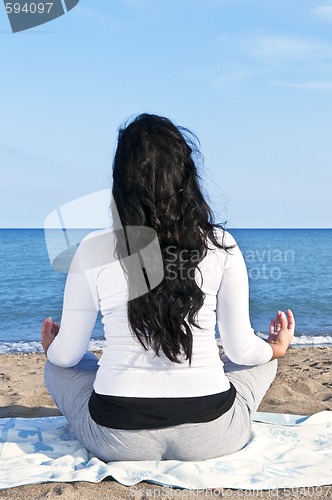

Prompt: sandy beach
[{"left": 0, "top": 346, "right": 331, "bottom": 499}]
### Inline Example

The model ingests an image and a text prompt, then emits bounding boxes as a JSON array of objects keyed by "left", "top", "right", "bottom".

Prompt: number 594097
[{"left": 5, "top": 3, "right": 54, "bottom": 14}]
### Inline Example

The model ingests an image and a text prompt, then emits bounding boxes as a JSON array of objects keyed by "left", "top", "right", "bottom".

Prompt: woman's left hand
[{"left": 41, "top": 317, "right": 59, "bottom": 355}]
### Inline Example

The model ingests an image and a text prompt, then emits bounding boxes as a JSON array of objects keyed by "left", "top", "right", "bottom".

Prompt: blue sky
[{"left": 1, "top": 0, "right": 331, "bottom": 228}]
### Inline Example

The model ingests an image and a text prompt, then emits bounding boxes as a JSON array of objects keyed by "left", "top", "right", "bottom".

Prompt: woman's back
[{"left": 89, "top": 226, "right": 230, "bottom": 398}]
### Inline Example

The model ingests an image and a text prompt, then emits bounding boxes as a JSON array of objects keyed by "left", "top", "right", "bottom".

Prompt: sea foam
[{"left": 0, "top": 335, "right": 331, "bottom": 355}]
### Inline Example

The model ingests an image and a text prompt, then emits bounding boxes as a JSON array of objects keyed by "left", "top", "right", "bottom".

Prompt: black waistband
[{"left": 88, "top": 383, "right": 236, "bottom": 430}]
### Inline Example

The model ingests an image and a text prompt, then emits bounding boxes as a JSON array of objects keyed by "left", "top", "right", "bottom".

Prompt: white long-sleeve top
[{"left": 47, "top": 228, "right": 273, "bottom": 398}]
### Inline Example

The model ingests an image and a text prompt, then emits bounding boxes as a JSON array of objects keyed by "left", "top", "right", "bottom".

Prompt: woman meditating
[{"left": 41, "top": 113, "right": 295, "bottom": 462}]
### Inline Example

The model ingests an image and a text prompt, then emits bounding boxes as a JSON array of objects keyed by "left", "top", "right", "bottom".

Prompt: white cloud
[
  {"left": 311, "top": 5, "right": 332, "bottom": 21},
  {"left": 212, "top": 70, "right": 252, "bottom": 88},
  {"left": 272, "top": 80, "right": 332, "bottom": 91},
  {"left": 250, "top": 35, "right": 332, "bottom": 62}
]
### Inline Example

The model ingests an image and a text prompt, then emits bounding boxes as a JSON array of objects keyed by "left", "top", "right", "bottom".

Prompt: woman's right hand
[{"left": 267, "top": 309, "right": 295, "bottom": 359}]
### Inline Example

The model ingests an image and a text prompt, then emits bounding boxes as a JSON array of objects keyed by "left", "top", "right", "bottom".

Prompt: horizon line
[{"left": 1, "top": 227, "right": 332, "bottom": 230}]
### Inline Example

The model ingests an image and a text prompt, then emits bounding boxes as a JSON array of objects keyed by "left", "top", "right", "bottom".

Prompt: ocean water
[
  {"left": 0, "top": 228, "right": 331, "bottom": 354},
  {"left": 230, "top": 229, "right": 332, "bottom": 341}
]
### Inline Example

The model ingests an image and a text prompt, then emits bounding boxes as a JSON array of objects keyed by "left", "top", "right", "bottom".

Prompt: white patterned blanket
[{"left": 0, "top": 411, "right": 331, "bottom": 490}]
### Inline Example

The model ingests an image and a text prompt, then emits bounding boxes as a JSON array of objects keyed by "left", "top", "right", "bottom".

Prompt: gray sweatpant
[{"left": 44, "top": 353, "right": 277, "bottom": 462}]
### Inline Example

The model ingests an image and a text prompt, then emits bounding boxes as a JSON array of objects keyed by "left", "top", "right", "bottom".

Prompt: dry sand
[{"left": 0, "top": 346, "right": 331, "bottom": 499}]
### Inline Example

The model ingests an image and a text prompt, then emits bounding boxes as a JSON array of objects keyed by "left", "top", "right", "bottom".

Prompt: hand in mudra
[
  {"left": 41, "top": 317, "right": 59, "bottom": 355},
  {"left": 267, "top": 309, "right": 295, "bottom": 357}
]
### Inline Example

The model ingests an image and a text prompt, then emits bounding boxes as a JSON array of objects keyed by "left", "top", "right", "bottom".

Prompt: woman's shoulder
[
  {"left": 212, "top": 227, "right": 238, "bottom": 248},
  {"left": 72, "top": 228, "right": 116, "bottom": 271},
  {"left": 81, "top": 228, "right": 113, "bottom": 242}
]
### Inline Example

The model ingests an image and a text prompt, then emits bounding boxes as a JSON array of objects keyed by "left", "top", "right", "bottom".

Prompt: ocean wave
[
  {"left": 0, "top": 339, "right": 106, "bottom": 355},
  {"left": 216, "top": 333, "right": 332, "bottom": 347},
  {"left": 0, "top": 335, "right": 331, "bottom": 355},
  {"left": 256, "top": 332, "right": 332, "bottom": 347}
]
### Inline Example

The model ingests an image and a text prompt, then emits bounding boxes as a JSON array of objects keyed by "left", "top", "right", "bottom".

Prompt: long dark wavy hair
[{"left": 112, "top": 113, "right": 232, "bottom": 364}]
